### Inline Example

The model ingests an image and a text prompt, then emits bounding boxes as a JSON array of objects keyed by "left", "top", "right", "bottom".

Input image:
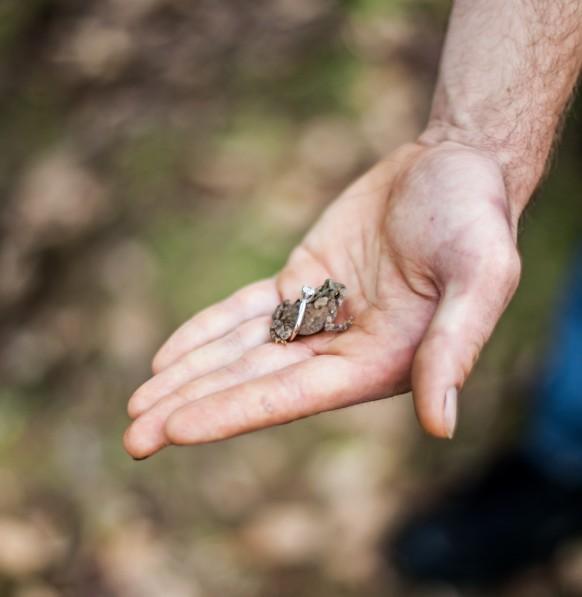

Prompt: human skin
[{"left": 124, "top": 0, "right": 582, "bottom": 459}]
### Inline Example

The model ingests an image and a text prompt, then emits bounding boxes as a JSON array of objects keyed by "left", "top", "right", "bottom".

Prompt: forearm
[{"left": 420, "top": 0, "right": 582, "bottom": 220}]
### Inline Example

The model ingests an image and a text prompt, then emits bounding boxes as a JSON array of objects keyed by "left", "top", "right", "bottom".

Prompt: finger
[
  {"left": 164, "top": 355, "right": 381, "bottom": 446},
  {"left": 152, "top": 278, "right": 280, "bottom": 373},
  {"left": 124, "top": 342, "right": 314, "bottom": 458},
  {"left": 411, "top": 249, "right": 521, "bottom": 439},
  {"left": 129, "top": 316, "right": 272, "bottom": 419}
]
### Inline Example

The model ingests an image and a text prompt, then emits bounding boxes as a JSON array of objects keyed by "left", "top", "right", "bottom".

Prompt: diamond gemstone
[{"left": 302, "top": 286, "right": 315, "bottom": 299}]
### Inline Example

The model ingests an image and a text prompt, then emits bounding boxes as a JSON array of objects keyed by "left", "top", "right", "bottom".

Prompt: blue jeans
[{"left": 525, "top": 250, "right": 582, "bottom": 485}]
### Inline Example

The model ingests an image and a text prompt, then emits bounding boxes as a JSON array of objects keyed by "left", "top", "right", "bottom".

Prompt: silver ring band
[{"left": 289, "top": 285, "right": 315, "bottom": 342}]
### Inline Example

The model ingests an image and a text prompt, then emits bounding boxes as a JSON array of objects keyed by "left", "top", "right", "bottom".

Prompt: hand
[{"left": 124, "top": 141, "right": 521, "bottom": 458}]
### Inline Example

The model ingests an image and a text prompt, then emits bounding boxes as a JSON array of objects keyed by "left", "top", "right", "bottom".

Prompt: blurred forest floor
[{"left": 0, "top": 1, "right": 581, "bottom": 596}]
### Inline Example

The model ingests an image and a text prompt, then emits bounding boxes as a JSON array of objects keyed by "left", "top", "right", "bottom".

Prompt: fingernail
[
  {"left": 444, "top": 387, "right": 458, "bottom": 439},
  {"left": 132, "top": 455, "right": 149, "bottom": 461}
]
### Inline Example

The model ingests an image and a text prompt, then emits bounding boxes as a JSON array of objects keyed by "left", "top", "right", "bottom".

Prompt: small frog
[{"left": 270, "top": 278, "right": 353, "bottom": 344}]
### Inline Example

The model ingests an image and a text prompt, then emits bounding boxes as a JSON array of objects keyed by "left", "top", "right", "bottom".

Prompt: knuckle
[
  {"left": 497, "top": 245, "right": 521, "bottom": 284},
  {"left": 507, "top": 250, "right": 522, "bottom": 288},
  {"left": 173, "top": 385, "right": 196, "bottom": 406},
  {"left": 223, "top": 327, "right": 243, "bottom": 350},
  {"left": 479, "top": 243, "right": 521, "bottom": 288},
  {"left": 223, "top": 347, "right": 260, "bottom": 380},
  {"left": 193, "top": 312, "right": 212, "bottom": 336},
  {"left": 151, "top": 353, "right": 164, "bottom": 374},
  {"left": 240, "top": 343, "right": 270, "bottom": 371},
  {"left": 233, "top": 352, "right": 254, "bottom": 377},
  {"left": 230, "top": 286, "right": 255, "bottom": 311},
  {"left": 127, "top": 391, "right": 145, "bottom": 418},
  {"left": 491, "top": 246, "right": 522, "bottom": 305}
]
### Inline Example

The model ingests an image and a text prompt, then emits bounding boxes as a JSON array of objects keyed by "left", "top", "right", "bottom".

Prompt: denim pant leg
[{"left": 524, "top": 250, "right": 582, "bottom": 485}]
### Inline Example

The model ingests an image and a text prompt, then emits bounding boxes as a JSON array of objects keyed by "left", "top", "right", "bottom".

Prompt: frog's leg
[
  {"left": 271, "top": 301, "right": 293, "bottom": 343},
  {"left": 270, "top": 327, "right": 286, "bottom": 344},
  {"left": 324, "top": 316, "right": 353, "bottom": 333},
  {"left": 270, "top": 321, "right": 294, "bottom": 344}
]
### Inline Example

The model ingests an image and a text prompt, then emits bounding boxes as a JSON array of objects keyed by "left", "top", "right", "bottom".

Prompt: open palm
[{"left": 124, "top": 142, "right": 521, "bottom": 458}]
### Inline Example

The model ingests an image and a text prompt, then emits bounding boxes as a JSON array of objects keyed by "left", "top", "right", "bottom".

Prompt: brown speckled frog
[{"left": 270, "top": 278, "right": 353, "bottom": 344}]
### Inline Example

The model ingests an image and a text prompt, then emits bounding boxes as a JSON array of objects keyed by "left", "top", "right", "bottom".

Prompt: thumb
[{"left": 411, "top": 253, "right": 520, "bottom": 439}]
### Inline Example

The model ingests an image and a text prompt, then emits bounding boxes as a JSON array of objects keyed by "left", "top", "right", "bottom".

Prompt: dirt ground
[{"left": 1, "top": 1, "right": 581, "bottom": 596}]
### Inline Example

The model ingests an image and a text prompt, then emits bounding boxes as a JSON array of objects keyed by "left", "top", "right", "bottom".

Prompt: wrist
[{"left": 418, "top": 119, "right": 549, "bottom": 221}]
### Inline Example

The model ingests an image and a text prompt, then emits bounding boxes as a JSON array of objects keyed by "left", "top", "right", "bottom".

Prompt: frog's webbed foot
[
  {"left": 270, "top": 329, "right": 285, "bottom": 344},
  {"left": 324, "top": 317, "right": 353, "bottom": 333},
  {"left": 270, "top": 326, "right": 289, "bottom": 344},
  {"left": 270, "top": 321, "right": 294, "bottom": 344}
]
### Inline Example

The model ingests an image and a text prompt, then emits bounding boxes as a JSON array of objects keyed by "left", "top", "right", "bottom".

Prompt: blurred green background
[{"left": 0, "top": 1, "right": 581, "bottom": 596}]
